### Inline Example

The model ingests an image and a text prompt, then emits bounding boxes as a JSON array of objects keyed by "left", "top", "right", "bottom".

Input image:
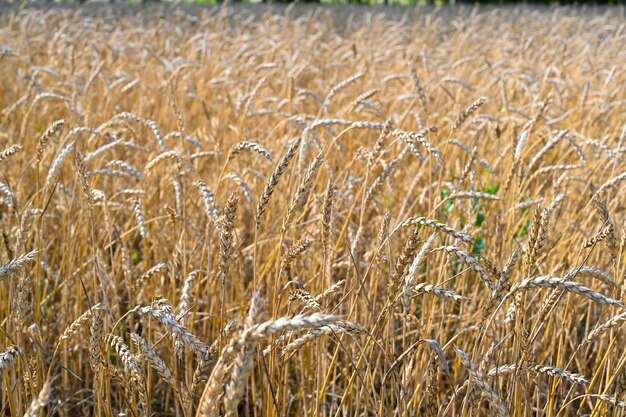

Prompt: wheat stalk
[
  {"left": 454, "top": 347, "right": 509, "bottom": 417},
  {"left": 256, "top": 137, "right": 301, "bottom": 225},
  {"left": 0, "top": 250, "right": 38, "bottom": 280},
  {"left": 508, "top": 276, "right": 624, "bottom": 308}
]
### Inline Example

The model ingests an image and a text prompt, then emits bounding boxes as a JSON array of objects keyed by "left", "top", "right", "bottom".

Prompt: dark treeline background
[{"left": 35, "top": 0, "right": 626, "bottom": 6}]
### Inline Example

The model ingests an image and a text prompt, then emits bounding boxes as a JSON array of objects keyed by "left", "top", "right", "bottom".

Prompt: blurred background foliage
[{"left": 17, "top": 0, "right": 626, "bottom": 6}]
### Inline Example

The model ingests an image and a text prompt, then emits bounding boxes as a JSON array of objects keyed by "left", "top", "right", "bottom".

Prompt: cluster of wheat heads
[{"left": 0, "top": 4, "right": 625, "bottom": 417}]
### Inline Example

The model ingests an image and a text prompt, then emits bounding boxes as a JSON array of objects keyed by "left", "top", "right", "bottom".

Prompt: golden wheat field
[{"left": 0, "top": 4, "right": 625, "bottom": 417}]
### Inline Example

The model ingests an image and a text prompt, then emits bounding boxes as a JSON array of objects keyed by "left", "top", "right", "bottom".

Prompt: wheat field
[{"left": 0, "top": 4, "right": 625, "bottom": 417}]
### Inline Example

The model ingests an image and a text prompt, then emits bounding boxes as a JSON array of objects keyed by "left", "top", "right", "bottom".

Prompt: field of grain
[{"left": 0, "top": 4, "right": 625, "bottom": 417}]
